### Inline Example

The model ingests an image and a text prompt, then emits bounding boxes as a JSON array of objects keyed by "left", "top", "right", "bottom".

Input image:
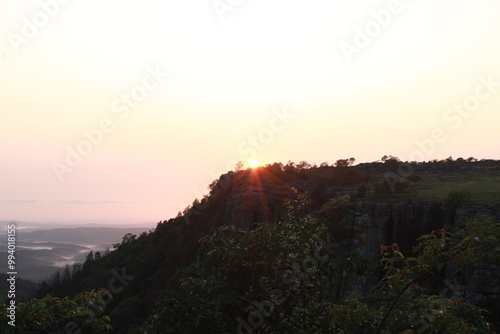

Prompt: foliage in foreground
[
  {"left": 3, "top": 189, "right": 498, "bottom": 333},
  {"left": 145, "top": 192, "right": 499, "bottom": 333},
  {"left": 0, "top": 289, "right": 112, "bottom": 334}
]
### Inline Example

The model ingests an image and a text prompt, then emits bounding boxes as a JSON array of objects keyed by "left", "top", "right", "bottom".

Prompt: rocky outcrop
[
  {"left": 216, "top": 171, "right": 317, "bottom": 228},
  {"left": 339, "top": 202, "right": 499, "bottom": 297},
  {"left": 209, "top": 171, "right": 499, "bottom": 315},
  {"left": 334, "top": 201, "right": 449, "bottom": 294},
  {"left": 445, "top": 209, "right": 500, "bottom": 307},
  {"left": 345, "top": 201, "right": 451, "bottom": 260}
]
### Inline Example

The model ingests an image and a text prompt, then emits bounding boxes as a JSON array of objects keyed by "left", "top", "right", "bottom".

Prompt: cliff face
[
  {"left": 203, "top": 168, "right": 500, "bottom": 324},
  {"left": 331, "top": 201, "right": 450, "bottom": 294},
  {"left": 347, "top": 201, "right": 449, "bottom": 258},
  {"left": 214, "top": 176, "right": 499, "bottom": 305},
  {"left": 217, "top": 172, "right": 452, "bottom": 259},
  {"left": 447, "top": 209, "right": 500, "bottom": 306},
  {"left": 215, "top": 171, "right": 315, "bottom": 228},
  {"left": 341, "top": 202, "right": 499, "bottom": 297}
]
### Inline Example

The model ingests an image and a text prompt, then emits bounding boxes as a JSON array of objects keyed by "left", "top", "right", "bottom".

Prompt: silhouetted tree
[
  {"left": 384, "top": 158, "right": 400, "bottom": 172},
  {"left": 284, "top": 161, "right": 296, "bottom": 174},
  {"left": 297, "top": 160, "right": 311, "bottom": 170},
  {"left": 381, "top": 155, "right": 400, "bottom": 162},
  {"left": 72, "top": 262, "right": 82, "bottom": 278},
  {"left": 86, "top": 250, "right": 94, "bottom": 263},
  {"left": 62, "top": 265, "right": 71, "bottom": 282},
  {"left": 335, "top": 158, "right": 355, "bottom": 168},
  {"left": 234, "top": 161, "right": 244, "bottom": 172}
]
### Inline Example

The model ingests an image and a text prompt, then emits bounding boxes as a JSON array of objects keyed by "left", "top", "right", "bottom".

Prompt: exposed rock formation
[
  {"left": 214, "top": 176, "right": 499, "bottom": 306},
  {"left": 197, "top": 169, "right": 499, "bottom": 325}
]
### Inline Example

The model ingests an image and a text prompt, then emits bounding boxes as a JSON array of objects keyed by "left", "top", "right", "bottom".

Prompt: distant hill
[
  {"left": 0, "top": 273, "right": 38, "bottom": 302},
  {"left": 0, "top": 226, "right": 151, "bottom": 282},
  {"left": 32, "top": 159, "right": 500, "bottom": 333}
]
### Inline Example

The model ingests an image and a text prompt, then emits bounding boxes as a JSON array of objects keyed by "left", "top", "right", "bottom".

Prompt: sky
[{"left": 1, "top": 0, "right": 499, "bottom": 224}]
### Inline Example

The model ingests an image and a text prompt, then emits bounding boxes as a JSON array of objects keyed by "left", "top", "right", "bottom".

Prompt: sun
[{"left": 248, "top": 159, "right": 260, "bottom": 168}]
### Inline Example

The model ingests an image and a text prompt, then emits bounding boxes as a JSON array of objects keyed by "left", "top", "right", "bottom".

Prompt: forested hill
[{"left": 32, "top": 158, "right": 500, "bottom": 333}]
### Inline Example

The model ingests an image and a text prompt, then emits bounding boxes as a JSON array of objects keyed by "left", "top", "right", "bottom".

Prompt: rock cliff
[{"left": 209, "top": 171, "right": 499, "bottom": 313}]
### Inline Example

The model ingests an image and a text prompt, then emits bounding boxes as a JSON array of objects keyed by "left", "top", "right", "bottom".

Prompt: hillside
[
  {"left": 0, "top": 274, "right": 39, "bottom": 302},
  {"left": 0, "top": 227, "right": 151, "bottom": 283},
  {"left": 30, "top": 159, "right": 500, "bottom": 333}
]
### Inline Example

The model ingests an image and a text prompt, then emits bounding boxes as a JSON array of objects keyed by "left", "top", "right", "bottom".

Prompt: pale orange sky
[{"left": 1, "top": 0, "right": 499, "bottom": 224}]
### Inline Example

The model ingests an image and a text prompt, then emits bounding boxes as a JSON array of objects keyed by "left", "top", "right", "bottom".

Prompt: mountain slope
[{"left": 34, "top": 159, "right": 500, "bottom": 333}]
